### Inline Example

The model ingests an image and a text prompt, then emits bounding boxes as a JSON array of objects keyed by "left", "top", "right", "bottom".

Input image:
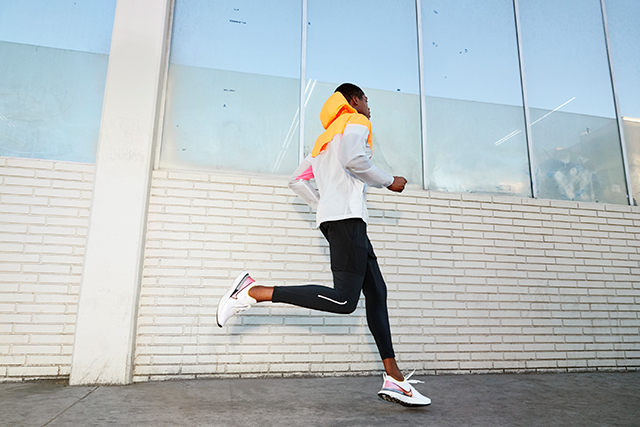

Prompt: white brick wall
[
  {"left": 134, "top": 169, "right": 640, "bottom": 381},
  {"left": 2, "top": 159, "right": 638, "bottom": 381},
  {"left": 0, "top": 157, "right": 94, "bottom": 381}
]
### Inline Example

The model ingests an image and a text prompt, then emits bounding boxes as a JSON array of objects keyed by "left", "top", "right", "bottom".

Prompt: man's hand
[{"left": 387, "top": 176, "right": 407, "bottom": 193}]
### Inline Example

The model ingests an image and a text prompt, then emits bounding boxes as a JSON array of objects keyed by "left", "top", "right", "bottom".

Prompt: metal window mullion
[
  {"left": 600, "top": 0, "right": 634, "bottom": 205},
  {"left": 513, "top": 0, "right": 536, "bottom": 198},
  {"left": 416, "top": 0, "right": 428, "bottom": 190},
  {"left": 298, "top": 0, "right": 308, "bottom": 164}
]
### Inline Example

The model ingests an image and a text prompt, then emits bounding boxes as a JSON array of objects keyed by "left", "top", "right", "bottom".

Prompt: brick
[
  {"left": 3, "top": 176, "right": 52, "bottom": 188},
  {"left": 7, "top": 366, "right": 60, "bottom": 377}
]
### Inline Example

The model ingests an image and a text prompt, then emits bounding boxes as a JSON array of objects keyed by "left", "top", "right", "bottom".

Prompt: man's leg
[
  {"left": 361, "top": 237, "right": 404, "bottom": 381},
  {"left": 250, "top": 221, "right": 405, "bottom": 380},
  {"left": 362, "top": 247, "right": 431, "bottom": 406},
  {"left": 252, "top": 218, "right": 368, "bottom": 314}
]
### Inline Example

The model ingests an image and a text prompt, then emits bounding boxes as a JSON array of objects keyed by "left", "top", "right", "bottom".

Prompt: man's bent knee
[{"left": 327, "top": 298, "right": 358, "bottom": 315}]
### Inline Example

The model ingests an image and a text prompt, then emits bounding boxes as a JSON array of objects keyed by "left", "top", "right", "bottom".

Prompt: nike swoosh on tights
[{"left": 318, "top": 295, "right": 348, "bottom": 305}]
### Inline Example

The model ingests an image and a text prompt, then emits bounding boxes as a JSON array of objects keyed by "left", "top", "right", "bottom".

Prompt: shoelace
[
  {"left": 383, "top": 370, "right": 424, "bottom": 385},
  {"left": 232, "top": 303, "right": 251, "bottom": 315},
  {"left": 231, "top": 284, "right": 257, "bottom": 315},
  {"left": 402, "top": 369, "right": 424, "bottom": 384}
]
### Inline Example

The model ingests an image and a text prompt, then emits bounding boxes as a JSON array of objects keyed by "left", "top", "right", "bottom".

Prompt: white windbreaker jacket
[{"left": 289, "top": 122, "right": 393, "bottom": 228}]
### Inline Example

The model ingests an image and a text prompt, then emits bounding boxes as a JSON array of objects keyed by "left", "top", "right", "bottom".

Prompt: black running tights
[{"left": 272, "top": 218, "right": 395, "bottom": 360}]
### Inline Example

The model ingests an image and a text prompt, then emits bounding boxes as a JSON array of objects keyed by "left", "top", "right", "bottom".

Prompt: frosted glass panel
[
  {"left": 305, "top": 0, "right": 422, "bottom": 185},
  {"left": 519, "top": 0, "right": 628, "bottom": 204},
  {"left": 425, "top": 97, "right": 530, "bottom": 195},
  {"left": 421, "top": 0, "right": 530, "bottom": 196},
  {"left": 605, "top": 0, "right": 640, "bottom": 205},
  {"left": 0, "top": 0, "right": 116, "bottom": 163},
  {"left": 160, "top": 0, "right": 302, "bottom": 175}
]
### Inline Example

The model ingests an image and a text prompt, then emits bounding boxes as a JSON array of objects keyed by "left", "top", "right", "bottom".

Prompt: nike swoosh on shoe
[{"left": 383, "top": 382, "right": 413, "bottom": 397}]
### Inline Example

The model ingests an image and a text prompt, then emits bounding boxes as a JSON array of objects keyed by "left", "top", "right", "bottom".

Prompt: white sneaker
[
  {"left": 377, "top": 370, "right": 431, "bottom": 407},
  {"left": 216, "top": 272, "right": 257, "bottom": 327}
]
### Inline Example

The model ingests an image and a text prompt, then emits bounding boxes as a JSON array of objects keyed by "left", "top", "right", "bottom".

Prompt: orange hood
[{"left": 311, "top": 92, "right": 373, "bottom": 157}]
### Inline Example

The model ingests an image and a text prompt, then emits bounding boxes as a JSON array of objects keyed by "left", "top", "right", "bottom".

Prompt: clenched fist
[{"left": 387, "top": 176, "right": 407, "bottom": 193}]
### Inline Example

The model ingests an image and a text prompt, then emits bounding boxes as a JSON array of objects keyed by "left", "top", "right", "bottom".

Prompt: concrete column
[{"left": 70, "top": 0, "right": 172, "bottom": 385}]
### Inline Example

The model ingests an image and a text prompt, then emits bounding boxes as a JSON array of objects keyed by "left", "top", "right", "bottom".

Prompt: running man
[{"left": 216, "top": 83, "right": 430, "bottom": 407}]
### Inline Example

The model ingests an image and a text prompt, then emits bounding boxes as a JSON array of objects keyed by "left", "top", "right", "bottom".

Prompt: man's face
[{"left": 350, "top": 94, "right": 371, "bottom": 119}]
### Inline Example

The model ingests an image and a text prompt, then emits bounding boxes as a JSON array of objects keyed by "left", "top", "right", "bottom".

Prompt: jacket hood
[
  {"left": 312, "top": 92, "right": 373, "bottom": 157},
  {"left": 319, "top": 92, "right": 358, "bottom": 130}
]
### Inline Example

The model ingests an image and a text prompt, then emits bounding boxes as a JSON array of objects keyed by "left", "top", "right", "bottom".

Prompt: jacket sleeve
[
  {"left": 288, "top": 156, "right": 320, "bottom": 210},
  {"left": 340, "top": 124, "right": 394, "bottom": 188}
]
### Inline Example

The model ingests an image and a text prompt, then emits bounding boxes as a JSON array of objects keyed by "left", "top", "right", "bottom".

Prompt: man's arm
[
  {"left": 340, "top": 124, "right": 405, "bottom": 192},
  {"left": 288, "top": 156, "right": 320, "bottom": 210}
]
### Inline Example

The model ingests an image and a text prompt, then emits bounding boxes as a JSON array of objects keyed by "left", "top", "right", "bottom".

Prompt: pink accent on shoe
[
  {"left": 383, "top": 380, "right": 412, "bottom": 396},
  {"left": 232, "top": 275, "right": 255, "bottom": 299}
]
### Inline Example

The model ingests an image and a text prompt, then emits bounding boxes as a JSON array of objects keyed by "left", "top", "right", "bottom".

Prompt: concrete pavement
[{"left": 2, "top": 371, "right": 639, "bottom": 426}]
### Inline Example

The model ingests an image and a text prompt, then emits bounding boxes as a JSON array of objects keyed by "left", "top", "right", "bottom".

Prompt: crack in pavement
[{"left": 40, "top": 386, "right": 99, "bottom": 427}]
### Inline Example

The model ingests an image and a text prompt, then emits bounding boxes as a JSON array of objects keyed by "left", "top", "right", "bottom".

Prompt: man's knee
[{"left": 332, "top": 299, "right": 358, "bottom": 314}]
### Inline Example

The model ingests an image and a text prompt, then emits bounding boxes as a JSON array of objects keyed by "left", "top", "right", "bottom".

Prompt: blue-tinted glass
[
  {"left": 304, "top": 0, "right": 422, "bottom": 185},
  {"left": 519, "top": 0, "right": 628, "bottom": 204},
  {"left": 422, "top": 0, "right": 531, "bottom": 196},
  {"left": 160, "top": 0, "right": 302, "bottom": 175},
  {"left": 0, "top": 0, "right": 116, "bottom": 163}
]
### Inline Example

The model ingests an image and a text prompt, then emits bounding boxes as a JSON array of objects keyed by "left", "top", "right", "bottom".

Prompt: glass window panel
[
  {"left": 304, "top": 0, "right": 422, "bottom": 185},
  {"left": 0, "top": 0, "right": 116, "bottom": 163},
  {"left": 421, "top": 0, "right": 530, "bottom": 196},
  {"left": 519, "top": 0, "right": 628, "bottom": 204},
  {"left": 605, "top": 0, "right": 640, "bottom": 205},
  {"left": 160, "top": 0, "right": 302, "bottom": 175}
]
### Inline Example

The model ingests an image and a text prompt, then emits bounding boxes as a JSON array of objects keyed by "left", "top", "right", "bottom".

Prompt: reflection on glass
[
  {"left": 0, "top": 0, "right": 116, "bottom": 163},
  {"left": 519, "top": 0, "right": 628, "bottom": 204},
  {"left": 305, "top": 0, "right": 421, "bottom": 185},
  {"left": 160, "top": 0, "right": 302, "bottom": 175},
  {"left": 605, "top": 0, "right": 640, "bottom": 205},
  {"left": 421, "top": 0, "right": 530, "bottom": 196}
]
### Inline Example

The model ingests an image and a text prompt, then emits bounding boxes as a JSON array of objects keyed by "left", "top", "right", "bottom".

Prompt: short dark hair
[{"left": 335, "top": 83, "right": 365, "bottom": 103}]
